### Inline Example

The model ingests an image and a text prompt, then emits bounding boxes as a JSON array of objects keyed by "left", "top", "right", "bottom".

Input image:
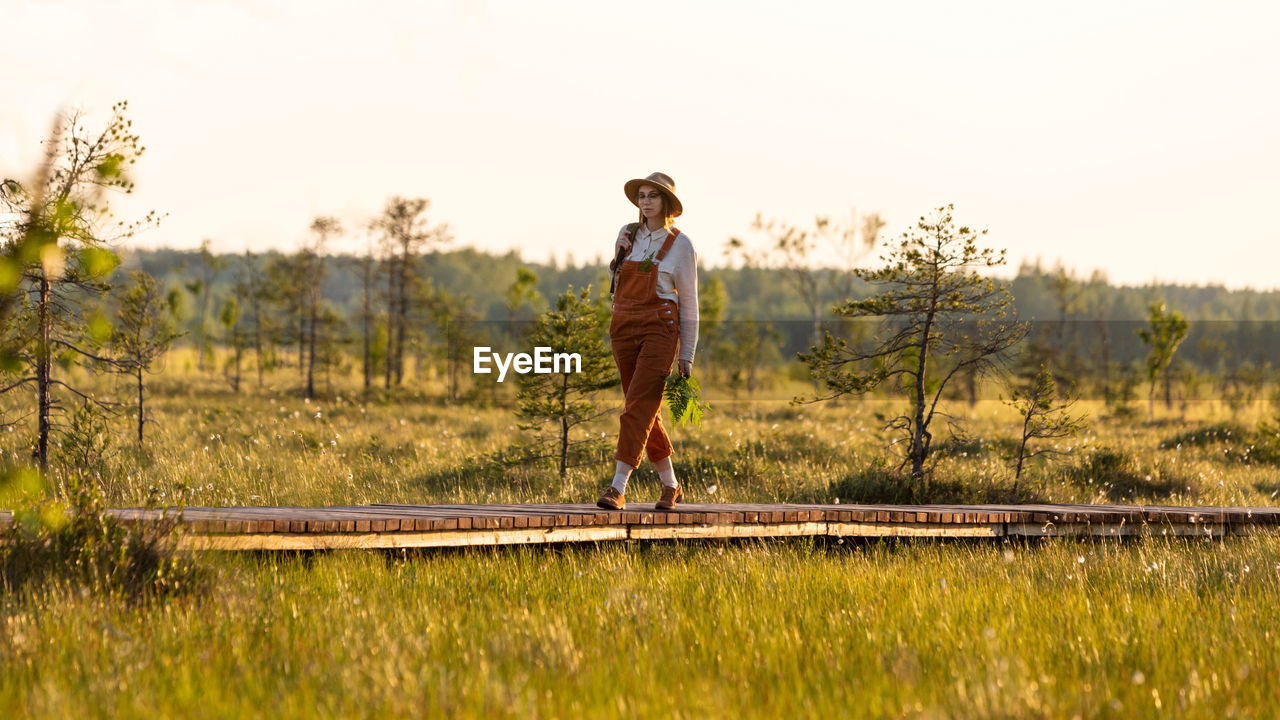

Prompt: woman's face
[{"left": 636, "top": 184, "right": 666, "bottom": 223}]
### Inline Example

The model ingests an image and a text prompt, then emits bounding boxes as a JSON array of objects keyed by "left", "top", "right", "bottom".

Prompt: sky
[{"left": 3, "top": 0, "right": 1279, "bottom": 288}]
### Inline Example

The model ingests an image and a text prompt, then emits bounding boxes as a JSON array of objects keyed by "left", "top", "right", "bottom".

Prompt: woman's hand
[
  {"left": 678, "top": 359, "right": 692, "bottom": 378},
  {"left": 615, "top": 227, "right": 633, "bottom": 257}
]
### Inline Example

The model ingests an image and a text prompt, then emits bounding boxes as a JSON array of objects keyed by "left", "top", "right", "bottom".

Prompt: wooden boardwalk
[{"left": 5, "top": 502, "right": 1276, "bottom": 550}]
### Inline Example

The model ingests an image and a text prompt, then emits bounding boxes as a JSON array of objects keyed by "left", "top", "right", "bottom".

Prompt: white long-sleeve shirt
[{"left": 616, "top": 223, "right": 699, "bottom": 364}]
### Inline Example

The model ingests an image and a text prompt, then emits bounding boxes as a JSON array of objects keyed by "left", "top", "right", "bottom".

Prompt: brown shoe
[
  {"left": 655, "top": 484, "right": 684, "bottom": 511},
  {"left": 597, "top": 487, "right": 625, "bottom": 510}
]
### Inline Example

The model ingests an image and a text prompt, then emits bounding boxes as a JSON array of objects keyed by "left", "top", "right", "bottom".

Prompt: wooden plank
[
  {"left": 1006, "top": 522, "right": 1222, "bottom": 538},
  {"left": 632, "top": 522, "right": 826, "bottom": 541},
  {"left": 828, "top": 522, "right": 1002, "bottom": 538},
  {"left": 180, "top": 526, "right": 629, "bottom": 551}
]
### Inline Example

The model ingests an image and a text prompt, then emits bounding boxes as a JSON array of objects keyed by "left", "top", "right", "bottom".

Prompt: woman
[{"left": 597, "top": 171, "right": 699, "bottom": 511}]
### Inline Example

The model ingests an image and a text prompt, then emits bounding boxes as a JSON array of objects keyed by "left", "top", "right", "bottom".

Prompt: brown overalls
[{"left": 609, "top": 228, "right": 681, "bottom": 468}]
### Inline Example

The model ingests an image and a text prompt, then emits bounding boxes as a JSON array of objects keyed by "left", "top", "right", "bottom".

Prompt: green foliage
[
  {"left": 1138, "top": 302, "right": 1190, "bottom": 382},
  {"left": 77, "top": 246, "right": 120, "bottom": 279},
  {"left": 377, "top": 196, "right": 451, "bottom": 389},
  {"left": 0, "top": 102, "right": 164, "bottom": 467},
  {"left": 218, "top": 296, "right": 240, "bottom": 329},
  {"left": 114, "top": 271, "right": 184, "bottom": 443},
  {"left": 827, "top": 455, "right": 1036, "bottom": 504},
  {"left": 1, "top": 406, "right": 204, "bottom": 599},
  {"left": 508, "top": 285, "right": 619, "bottom": 477},
  {"left": 1107, "top": 361, "right": 1144, "bottom": 418},
  {"left": 1003, "top": 363, "right": 1088, "bottom": 481},
  {"left": 369, "top": 317, "right": 389, "bottom": 374},
  {"left": 504, "top": 267, "right": 545, "bottom": 319},
  {"left": 699, "top": 273, "right": 726, "bottom": 326},
  {"left": 8, "top": 541, "right": 1280, "bottom": 716},
  {"left": 1065, "top": 446, "right": 1191, "bottom": 501},
  {"left": 720, "top": 318, "right": 783, "bottom": 396},
  {"left": 663, "top": 373, "right": 710, "bottom": 428},
  {"left": 1138, "top": 301, "right": 1190, "bottom": 418},
  {"left": 165, "top": 286, "right": 186, "bottom": 320},
  {"left": 54, "top": 403, "right": 115, "bottom": 479},
  {"left": 115, "top": 271, "right": 183, "bottom": 369},
  {"left": 1194, "top": 414, "right": 1280, "bottom": 467},
  {"left": 0, "top": 464, "right": 204, "bottom": 600},
  {"left": 1160, "top": 422, "right": 1248, "bottom": 449},
  {"left": 86, "top": 307, "right": 114, "bottom": 345},
  {"left": 427, "top": 286, "right": 486, "bottom": 402},
  {"left": 112, "top": 239, "right": 1280, "bottom": 403},
  {"left": 799, "top": 204, "right": 1027, "bottom": 480}
]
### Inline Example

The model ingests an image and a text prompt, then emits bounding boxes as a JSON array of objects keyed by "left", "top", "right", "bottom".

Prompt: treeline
[
  {"left": 129, "top": 247, "right": 1280, "bottom": 325},
  {"left": 123, "top": 245, "right": 1280, "bottom": 380}
]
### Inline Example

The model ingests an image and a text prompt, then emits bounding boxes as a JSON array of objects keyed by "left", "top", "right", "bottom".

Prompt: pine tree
[
  {"left": 427, "top": 287, "right": 484, "bottom": 403},
  {"left": 114, "top": 271, "right": 182, "bottom": 444},
  {"left": 0, "top": 102, "right": 160, "bottom": 468},
  {"left": 504, "top": 267, "right": 545, "bottom": 342},
  {"left": 1138, "top": 302, "right": 1189, "bottom": 421},
  {"left": 511, "top": 285, "right": 619, "bottom": 478},
  {"left": 799, "top": 204, "right": 1028, "bottom": 484},
  {"left": 375, "top": 196, "right": 450, "bottom": 388},
  {"left": 233, "top": 250, "right": 270, "bottom": 388},
  {"left": 304, "top": 217, "right": 340, "bottom": 400},
  {"left": 217, "top": 296, "right": 241, "bottom": 392},
  {"left": 1004, "top": 363, "right": 1087, "bottom": 487}
]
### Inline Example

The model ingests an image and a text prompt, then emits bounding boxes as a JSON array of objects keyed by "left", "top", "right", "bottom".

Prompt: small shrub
[
  {"left": 1065, "top": 446, "right": 1192, "bottom": 502},
  {"left": 0, "top": 465, "right": 206, "bottom": 601},
  {"left": 1163, "top": 418, "right": 1280, "bottom": 467},
  {"left": 2, "top": 403, "right": 204, "bottom": 601},
  {"left": 827, "top": 457, "right": 1037, "bottom": 505},
  {"left": 934, "top": 435, "right": 1018, "bottom": 459},
  {"left": 1160, "top": 422, "right": 1247, "bottom": 450},
  {"left": 1105, "top": 404, "right": 1142, "bottom": 422},
  {"left": 1244, "top": 415, "right": 1280, "bottom": 465}
]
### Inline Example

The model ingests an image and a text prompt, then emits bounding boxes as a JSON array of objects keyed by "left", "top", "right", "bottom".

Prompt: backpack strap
[{"left": 608, "top": 223, "right": 643, "bottom": 294}]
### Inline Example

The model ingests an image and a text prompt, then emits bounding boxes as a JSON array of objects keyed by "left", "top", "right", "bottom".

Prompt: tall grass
[
  {"left": 4, "top": 354, "right": 1280, "bottom": 509},
  {"left": 4, "top": 356, "right": 1280, "bottom": 717},
  {"left": 3, "top": 538, "right": 1279, "bottom": 718}
]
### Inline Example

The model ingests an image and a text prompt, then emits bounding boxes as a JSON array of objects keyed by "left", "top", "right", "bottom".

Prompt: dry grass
[{"left": 3, "top": 352, "right": 1280, "bottom": 717}]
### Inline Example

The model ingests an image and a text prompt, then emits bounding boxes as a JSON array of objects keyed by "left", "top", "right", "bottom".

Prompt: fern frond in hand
[{"left": 664, "top": 373, "right": 710, "bottom": 428}]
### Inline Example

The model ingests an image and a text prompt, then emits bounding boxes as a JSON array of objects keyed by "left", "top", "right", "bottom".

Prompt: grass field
[
  {"left": 8, "top": 350, "right": 1280, "bottom": 511},
  {"left": 5, "top": 539, "right": 1279, "bottom": 718},
  {"left": 4, "top": 354, "right": 1280, "bottom": 717}
]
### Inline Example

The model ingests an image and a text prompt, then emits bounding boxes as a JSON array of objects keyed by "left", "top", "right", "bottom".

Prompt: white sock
[
  {"left": 610, "top": 461, "right": 634, "bottom": 494},
  {"left": 654, "top": 456, "right": 679, "bottom": 489}
]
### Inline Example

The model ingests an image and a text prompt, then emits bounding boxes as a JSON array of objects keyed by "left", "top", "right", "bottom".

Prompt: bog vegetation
[{"left": 5, "top": 103, "right": 1280, "bottom": 717}]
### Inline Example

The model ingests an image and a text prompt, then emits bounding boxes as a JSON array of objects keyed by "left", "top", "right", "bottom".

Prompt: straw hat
[{"left": 623, "top": 172, "right": 683, "bottom": 217}]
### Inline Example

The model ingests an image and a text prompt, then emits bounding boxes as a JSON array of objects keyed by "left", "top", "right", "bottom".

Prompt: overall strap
[{"left": 655, "top": 228, "right": 680, "bottom": 261}]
